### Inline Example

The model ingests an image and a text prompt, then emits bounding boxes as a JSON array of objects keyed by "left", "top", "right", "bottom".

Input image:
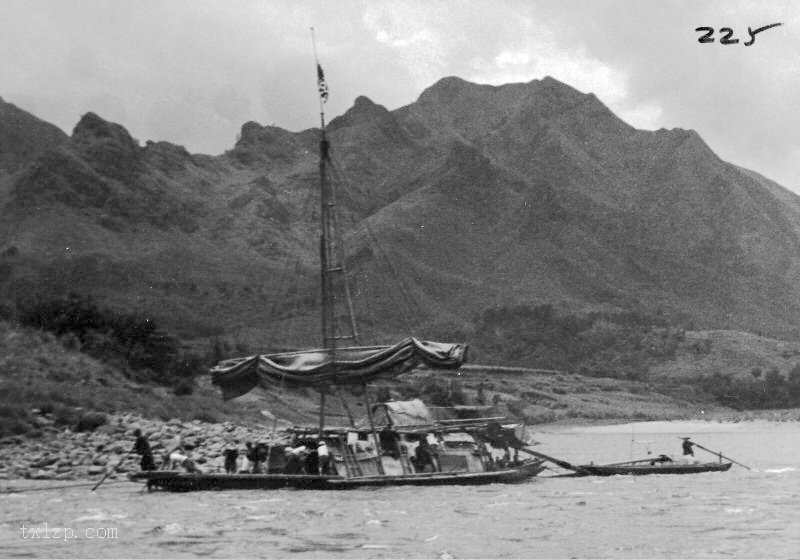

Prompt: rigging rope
[
  {"left": 327, "top": 158, "right": 422, "bottom": 335},
  {"left": 264, "top": 137, "right": 427, "bottom": 347},
  {"left": 265, "top": 167, "right": 320, "bottom": 347}
]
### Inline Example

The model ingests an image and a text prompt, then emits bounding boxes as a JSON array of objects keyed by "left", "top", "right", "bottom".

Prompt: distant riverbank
[{"left": 535, "top": 406, "right": 800, "bottom": 430}]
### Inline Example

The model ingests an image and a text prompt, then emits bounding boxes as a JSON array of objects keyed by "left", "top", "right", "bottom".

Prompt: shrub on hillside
[
  {"left": 75, "top": 411, "right": 108, "bottom": 432},
  {"left": 0, "top": 402, "right": 34, "bottom": 437},
  {"left": 472, "top": 304, "right": 682, "bottom": 380},
  {"left": 16, "top": 293, "right": 201, "bottom": 386},
  {"left": 699, "top": 368, "right": 800, "bottom": 409}
]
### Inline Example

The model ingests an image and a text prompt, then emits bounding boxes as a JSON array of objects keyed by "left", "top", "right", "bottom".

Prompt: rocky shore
[{"left": 0, "top": 410, "right": 283, "bottom": 481}]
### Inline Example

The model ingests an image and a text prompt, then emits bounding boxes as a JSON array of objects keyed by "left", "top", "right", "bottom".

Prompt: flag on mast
[{"left": 317, "top": 64, "right": 329, "bottom": 102}]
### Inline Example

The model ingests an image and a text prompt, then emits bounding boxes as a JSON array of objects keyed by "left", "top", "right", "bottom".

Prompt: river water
[{"left": 2, "top": 420, "right": 798, "bottom": 559}]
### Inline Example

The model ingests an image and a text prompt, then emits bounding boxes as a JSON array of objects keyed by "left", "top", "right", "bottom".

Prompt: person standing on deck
[
  {"left": 317, "top": 440, "right": 331, "bottom": 474},
  {"left": 245, "top": 442, "right": 260, "bottom": 473},
  {"left": 131, "top": 429, "right": 156, "bottom": 471},
  {"left": 414, "top": 437, "right": 436, "bottom": 473},
  {"left": 223, "top": 442, "right": 239, "bottom": 474},
  {"left": 681, "top": 438, "right": 695, "bottom": 456},
  {"left": 169, "top": 445, "right": 200, "bottom": 472}
]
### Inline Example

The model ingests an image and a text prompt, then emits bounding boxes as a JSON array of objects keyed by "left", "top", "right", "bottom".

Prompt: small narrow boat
[
  {"left": 553, "top": 456, "right": 733, "bottom": 477},
  {"left": 574, "top": 461, "right": 732, "bottom": 476}
]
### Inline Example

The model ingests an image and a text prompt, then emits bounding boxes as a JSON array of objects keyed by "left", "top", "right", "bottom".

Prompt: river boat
[
  {"left": 133, "top": 400, "right": 546, "bottom": 491},
  {"left": 130, "top": 53, "right": 544, "bottom": 491},
  {"left": 552, "top": 456, "right": 733, "bottom": 477},
  {"left": 133, "top": 414, "right": 545, "bottom": 491}
]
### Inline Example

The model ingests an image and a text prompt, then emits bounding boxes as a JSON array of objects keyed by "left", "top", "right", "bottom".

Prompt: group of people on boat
[
  {"left": 130, "top": 429, "right": 200, "bottom": 472},
  {"left": 131, "top": 430, "right": 339, "bottom": 475},
  {"left": 130, "top": 422, "right": 526, "bottom": 477},
  {"left": 280, "top": 439, "right": 335, "bottom": 475},
  {"left": 380, "top": 428, "right": 521, "bottom": 473}
]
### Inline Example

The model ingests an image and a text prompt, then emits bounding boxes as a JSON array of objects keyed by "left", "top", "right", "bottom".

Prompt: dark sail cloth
[
  {"left": 133, "top": 434, "right": 156, "bottom": 471},
  {"left": 211, "top": 338, "right": 467, "bottom": 399}
]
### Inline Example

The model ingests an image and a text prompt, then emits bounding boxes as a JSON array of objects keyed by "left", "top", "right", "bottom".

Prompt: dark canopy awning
[{"left": 211, "top": 337, "right": 467, "bottom": 400}]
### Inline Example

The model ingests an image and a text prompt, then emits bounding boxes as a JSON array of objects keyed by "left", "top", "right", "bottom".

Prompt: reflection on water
[{"left": 2, "top": 421, "right": 799, "bottom": 558}]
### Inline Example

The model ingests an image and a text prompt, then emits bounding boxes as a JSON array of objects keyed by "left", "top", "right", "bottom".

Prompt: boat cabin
[{"left": 256, "top": 399, "right": 526, "bottom": 478}]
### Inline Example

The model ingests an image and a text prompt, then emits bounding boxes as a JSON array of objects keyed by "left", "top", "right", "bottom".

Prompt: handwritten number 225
[{"left": 696, "top": 23, "right": 782, "bottom": 46}]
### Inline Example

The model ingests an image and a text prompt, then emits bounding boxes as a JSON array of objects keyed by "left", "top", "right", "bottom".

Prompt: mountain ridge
[{"left": 3, "top": 75, "right": 800, "bottom": 357}]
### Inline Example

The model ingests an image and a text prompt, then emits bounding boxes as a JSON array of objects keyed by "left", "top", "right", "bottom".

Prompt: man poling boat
[
  {"left": 534, "top": 436, "right": 743, "bottom": 477},
  {"left": 678, "top": 437, "right": 750, "bottom": 470}
]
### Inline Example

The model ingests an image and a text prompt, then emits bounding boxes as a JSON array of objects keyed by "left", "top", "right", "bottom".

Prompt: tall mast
[
  {"left": 312, "top": 29, "right": 358, "bottom": 353},
  {"left": 312, "top": 28, "right": 359, "bottom": 437}
]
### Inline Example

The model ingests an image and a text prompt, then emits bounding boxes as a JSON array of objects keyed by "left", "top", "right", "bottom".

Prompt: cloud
[
  {"left": 526, "top": 0, "right": 800, "bottom": 190},
  {"left": 0, "top": 0, "right": 798, "bottom": 193},
  {"left": 470, "top": 44, "right": 629, "bottom": 105},
  {"left": 361, "top": 4, "right": 450, "bottom": 91}
]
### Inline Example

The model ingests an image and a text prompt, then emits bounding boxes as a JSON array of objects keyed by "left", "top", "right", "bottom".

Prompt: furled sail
[{"left": 211, "top": 337, "right": 467, "bottom": 400}]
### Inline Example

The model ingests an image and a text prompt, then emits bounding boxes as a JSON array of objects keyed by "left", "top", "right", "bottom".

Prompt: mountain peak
[
  {"left": 237, "top": 121, "right": 289, "bottom": 144},
  {"left": 417, "top": 76, "right": 482, "bottom": 106},
  {"left": 531, "top": 75, "right": 596, "bottom": 105},
  {"left": 329, "top": 96, "right": 390, "bottom": 130},
  {"left": 72, "top": 112, "right": 139, "bottom": 152},
  {"left": 230, "top": 121, "right": 300, "bottom": 165},
  {"left": 430, "top": 76, "right": 472, "bottom": 90},
  {"left": 70, "top": 113, "right": 141, "bottom": 182},
  {"left": 354, "top": 95, "right": 380, "bottom": 109}
]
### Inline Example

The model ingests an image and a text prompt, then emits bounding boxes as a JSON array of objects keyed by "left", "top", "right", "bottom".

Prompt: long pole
[
  {"left": 4, "top": 481, "right": 129, "bottom": 494},
  {"left": 264, "top": 416, "right": 278, "bottom": 474},
  {"left": 318, "top": 390, "right": 326, "bottom": 437},
  {"left": 312, "top": 27, "right": 333, "bottom": 439},
  {"left": 337, "top": 386, "right": 356, "bottom": 427},
  {"left": 682, "top": 439, "right": 751, "bottom": 470},
  {"left": 518, "top": 446, "right": 590, "bottom": 475},
  {"left": 92, "top": 453, "right": 131, "bottom": 491},
  {"left": 362, "top": 384, "right": 385, "bottom": 474}
]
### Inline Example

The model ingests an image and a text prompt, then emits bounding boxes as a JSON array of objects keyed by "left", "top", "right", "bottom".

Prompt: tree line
[
  {"left": 17, "top": 293, "right": 202, "bottom": 394},
  {"left": 472, "top": 303, "right": 800, "bottom": 410},
  {"left": 472, "top": 303, "right": 683, "bottom": 381}
]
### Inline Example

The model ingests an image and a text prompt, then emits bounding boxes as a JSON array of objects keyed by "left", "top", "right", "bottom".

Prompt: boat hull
[
  {"left": 561, "top": 462, "right": 732, "bottom": 477},
  {"left": 129, "top": 460, "right": 545, "bottom": 491}
]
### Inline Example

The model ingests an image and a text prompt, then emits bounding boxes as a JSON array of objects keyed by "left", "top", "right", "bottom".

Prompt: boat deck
[{"left": 130, "top": 459, "right": 545, "bottom": 491}]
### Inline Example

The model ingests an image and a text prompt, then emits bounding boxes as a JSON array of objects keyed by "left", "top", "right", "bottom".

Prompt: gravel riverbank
[{"left": 0, "top": 411, "right": 281, "bottom": 481}]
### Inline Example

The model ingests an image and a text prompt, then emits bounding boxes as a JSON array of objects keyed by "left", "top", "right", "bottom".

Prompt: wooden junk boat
[
  {"left": 131, "top": 58, "right": 544, "bottom": 491},
  {"left": 133, "top": 400, "right": 545, "bottom": 491}
]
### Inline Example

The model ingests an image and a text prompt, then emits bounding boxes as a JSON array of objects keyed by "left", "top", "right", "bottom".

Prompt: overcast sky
[{"left": 2, "top": 0, "right": 798, "bottom": 193}]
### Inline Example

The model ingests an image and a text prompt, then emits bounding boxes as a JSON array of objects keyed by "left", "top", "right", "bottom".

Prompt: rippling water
[{"left": 3, "top": 420, "right": 799, "bottom": 558}]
